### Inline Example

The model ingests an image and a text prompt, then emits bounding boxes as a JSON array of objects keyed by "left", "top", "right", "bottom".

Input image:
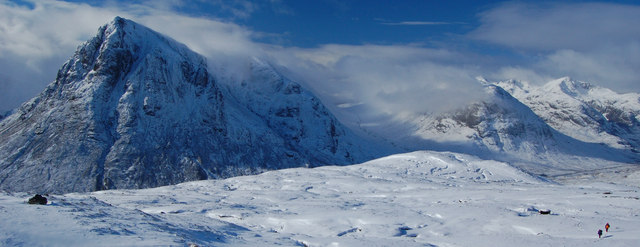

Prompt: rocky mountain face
[{"left": 0, "top": 17, "right": 389, "bottom": 193}]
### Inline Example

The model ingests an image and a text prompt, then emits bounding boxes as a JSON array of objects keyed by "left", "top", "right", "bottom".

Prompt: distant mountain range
[{"left": 0, "top": 17, "right": 637, "bottom": 193}]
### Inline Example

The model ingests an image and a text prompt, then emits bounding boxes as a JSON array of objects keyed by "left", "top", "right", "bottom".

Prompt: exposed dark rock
[{"left": 27, "top": 194, "right": 47, "bottom": 205}]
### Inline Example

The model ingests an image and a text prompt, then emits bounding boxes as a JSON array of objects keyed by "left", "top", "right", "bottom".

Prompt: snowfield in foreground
[{"left": 1, "top": 151, "right": 639, "bottom": 246}]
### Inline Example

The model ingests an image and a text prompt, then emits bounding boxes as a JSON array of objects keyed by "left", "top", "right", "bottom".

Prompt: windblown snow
[{"left": 2, "top": 151, "right": 639, "bottom": 246}]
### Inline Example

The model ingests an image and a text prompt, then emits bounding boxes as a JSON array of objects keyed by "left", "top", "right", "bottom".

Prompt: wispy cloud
[
  {"left": 268, "top": 0, "right": 294, "bottom": 15},
  {"left": 381, "top": 21, "right": 458, "bottom": 26},
  {"left": 470, "top": 2, "right": 640, "bottom": 51}
]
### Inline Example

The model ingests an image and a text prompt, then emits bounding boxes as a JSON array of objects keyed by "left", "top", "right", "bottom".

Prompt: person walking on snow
[
  {"left": 605, "top": 223, "right": 610, "bottom": 232},
  {"left": 598, "top": 229, "right": 603, "bottom": 238}
]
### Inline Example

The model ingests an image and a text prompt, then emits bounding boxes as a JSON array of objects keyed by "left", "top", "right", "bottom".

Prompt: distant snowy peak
[
  {"left": 543, "top": 78, "right": 640, "bottom": 124},
  {"left": 543, "top": 77, "right": 593, "bottom": 97},
  {"left": 498, "top": 77, "right": 640, "bottom": 114},
  {"left": 411, "top": 84, "right": 555, "bottom": 154},
  {"left": 497, "top": 77, "right": 594, "bottom": 97},
  {"left": 494, "top": 77, "right": 640, "bottom": 150}
]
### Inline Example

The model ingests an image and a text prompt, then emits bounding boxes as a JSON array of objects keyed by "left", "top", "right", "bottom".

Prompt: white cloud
[
  {"left": 0, "top": 1, "right": 116, "bottom": 64},
  {"left": 471, "top": 2, "right": 640, "bottom": 51},
  {"left": 210, "top": 0, "right": 259, "bottom": 19},
  {"left": 267, "top": 44, "right": 488, "bottom": 125}
]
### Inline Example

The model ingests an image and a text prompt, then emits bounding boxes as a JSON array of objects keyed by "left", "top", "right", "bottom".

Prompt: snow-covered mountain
[
  {"left": 383, "top": 80, "right": 639, "bottom": 174},
  {"left": 496, "top": 77, "right": 640, "bottom": 152},
  {"left": 0, "top": 17, "right": 390, "bottom": 193}
]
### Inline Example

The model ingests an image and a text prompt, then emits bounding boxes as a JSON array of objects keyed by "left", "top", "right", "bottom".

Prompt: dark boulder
[{"left": 28, "top": 194, "right": 48, "bottom": 205}]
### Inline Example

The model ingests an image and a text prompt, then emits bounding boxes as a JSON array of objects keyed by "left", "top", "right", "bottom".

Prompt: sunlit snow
[{"left": 2, "top": 151, "right": 638, "bottom": 246}]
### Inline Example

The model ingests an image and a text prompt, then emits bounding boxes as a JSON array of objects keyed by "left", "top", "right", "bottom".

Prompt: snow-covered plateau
[{"left": 2, "top": 151, "right": 639, "bottom": 246}]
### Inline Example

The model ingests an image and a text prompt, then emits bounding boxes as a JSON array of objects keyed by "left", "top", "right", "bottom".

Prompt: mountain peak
[
  {"left": 543, "top": 77, "right": 593, "bottom": 97},
  {"left": 0, "top": 17, "right": 387, "bottom": 193},
  {"left": 492, "top": 79, "right": 531, "bottom": 97},
  {"left": 110, "top": 16, "right": 129, "bottom": 28},
  {"left": 54, "top": 16, "right": 207, "bottom": 91},
  {"left": 103, "top": 16, "right": 156, "bottom": 39}
]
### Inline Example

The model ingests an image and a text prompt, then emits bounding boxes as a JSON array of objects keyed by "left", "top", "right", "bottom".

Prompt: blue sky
[
  {"left": 1, "top": 0, "right": 639, "bottom": 122},
  {"left": 238, "top": 0, "right": 494, "bottom": 47},
  {"left": 59, "top": 0, "right": 499, "bottom": 47},
  {"left": 52, "top": 0, "right": 517, "bottom": 48}
]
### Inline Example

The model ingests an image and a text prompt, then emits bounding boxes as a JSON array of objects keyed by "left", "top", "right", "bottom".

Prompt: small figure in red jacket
[{"left": 605, "top": 223, "right": 610, "bottom": 232}]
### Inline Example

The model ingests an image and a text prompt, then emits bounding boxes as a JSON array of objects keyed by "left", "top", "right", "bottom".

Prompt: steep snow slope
[
  {"left": 496, "top": 77, "right": 640, "bottom": 151},
  {"left": 1, "top": 151, "right": 639, "bottom": 246},
  {"left": 0, "top": 17, "right": 391, "bottom": 193}
]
